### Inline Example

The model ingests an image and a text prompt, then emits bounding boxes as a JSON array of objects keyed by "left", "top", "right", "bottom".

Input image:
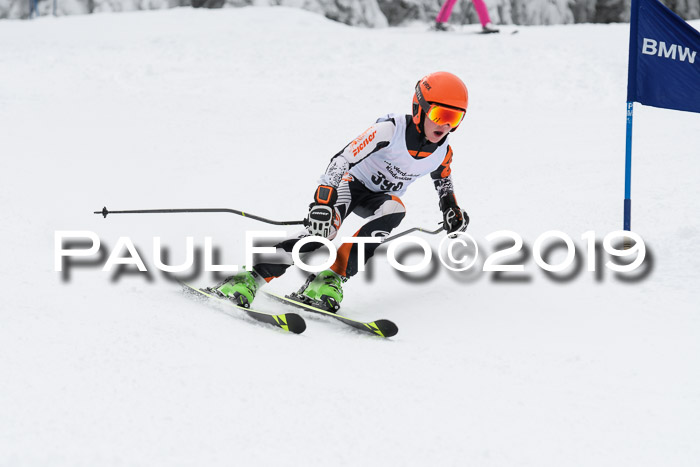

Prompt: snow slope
[{"left": 1, "top": 7, "right": 699, "bottom": 466}]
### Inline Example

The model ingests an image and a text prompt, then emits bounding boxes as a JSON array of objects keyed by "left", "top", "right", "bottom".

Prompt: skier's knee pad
[
  {"left": 377, "top": 197, "right": 406, "bottom": 218},
  {"left": 369, "top": 198, "right": 406, "bottom": 235}
]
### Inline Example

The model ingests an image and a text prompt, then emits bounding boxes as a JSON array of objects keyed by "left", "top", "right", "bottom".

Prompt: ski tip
[
  {"left": 373, "top": 319, "right": 399, "bottom": 338},
  {"left": 284, "top": 313, "right": 307, "bottom": 334}
]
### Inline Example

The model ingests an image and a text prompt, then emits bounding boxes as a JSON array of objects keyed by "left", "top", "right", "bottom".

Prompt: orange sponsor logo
[{"left": 352, "top": 130, "right": 376, "bottom": 157}]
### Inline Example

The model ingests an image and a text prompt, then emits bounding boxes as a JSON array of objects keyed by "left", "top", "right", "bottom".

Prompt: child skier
[{"left": 208, "top": 71, "right": 470, "bottom": 311}]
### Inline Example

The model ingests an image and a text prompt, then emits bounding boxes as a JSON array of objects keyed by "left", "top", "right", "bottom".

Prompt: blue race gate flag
[
  {"left": 623, "top": 0, "right": 700, "bottom": 234},
  {"left": 627, "top": 0, "right": 700, "bottom": 113}
]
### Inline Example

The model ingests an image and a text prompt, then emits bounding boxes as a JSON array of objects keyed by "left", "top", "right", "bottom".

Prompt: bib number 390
[{"left": 371, "top": 171, "right": 403, "bottom": 192}]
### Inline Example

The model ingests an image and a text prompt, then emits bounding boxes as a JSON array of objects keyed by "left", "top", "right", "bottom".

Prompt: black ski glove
[
  {"left": 306, "top": 185, "right": 338, "bottom": 237},
  {"left": 440, "top": 194, "right": 469, "bottom": 234}
]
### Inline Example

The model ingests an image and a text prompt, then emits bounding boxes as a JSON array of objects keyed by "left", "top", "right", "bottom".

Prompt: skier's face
[{"left": 424, "top": 117, "right": 453, "bottom": 143}]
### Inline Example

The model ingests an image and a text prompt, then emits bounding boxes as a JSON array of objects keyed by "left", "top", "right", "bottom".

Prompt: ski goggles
[
  {"left": 425, "top": 104, "right": 465, "bottom": 127},
  {"left": 415, "top": 81, "right": 466, "bottom": 127}
]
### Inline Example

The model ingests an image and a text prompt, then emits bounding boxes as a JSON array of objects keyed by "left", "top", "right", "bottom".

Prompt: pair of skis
[
  {"left": 97, "top": 207, "right": 410, "bottom": 338},
  {"left": 181, "top": 283, "right": 398, "bottom": 338}
]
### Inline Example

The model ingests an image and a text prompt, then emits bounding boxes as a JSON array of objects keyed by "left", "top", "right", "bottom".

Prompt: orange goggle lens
[{"left": 427, "top": 105, "right": 465, "bottom": 127}]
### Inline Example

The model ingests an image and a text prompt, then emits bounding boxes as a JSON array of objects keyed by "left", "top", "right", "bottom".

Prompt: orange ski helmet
[{"left": 412, "top": 71, "right": 468, "bottom": 132}]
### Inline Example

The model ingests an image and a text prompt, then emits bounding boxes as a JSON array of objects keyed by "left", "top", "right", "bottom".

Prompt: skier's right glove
[
  {"left": 313, "top": 185, "right": 338, "bottom": 206},
  {"left": 440, "top": 194, "right": 469, "bottom": 236},
  {"left": 306, "top": 185, "right": 338, "bottom": 238}
]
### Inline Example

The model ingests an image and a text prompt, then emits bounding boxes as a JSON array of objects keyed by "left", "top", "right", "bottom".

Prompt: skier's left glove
[
  {"left": 306, "top": 185, "right": 338, "bottom": 237},
  {"left": 440, "top": 194, "right": 469, "bottom": 235}
]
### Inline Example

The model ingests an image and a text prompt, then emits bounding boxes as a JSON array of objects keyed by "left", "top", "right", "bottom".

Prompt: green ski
[
  {"left": 264, "top": 291, "right": 398, "bottom": 338},
  {"left": 181, "top": 282, "right": 306, "bottom": 334}
]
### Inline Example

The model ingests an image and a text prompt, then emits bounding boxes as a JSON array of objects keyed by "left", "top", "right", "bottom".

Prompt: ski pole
[
  {"left": 93, "top": 206, "right": 306, "bottom": 226},
  {"left": 381, "top": 223, "right": 445, "bottom": 243},
  {"left": 94, "top": 205, "right": 446, "bottom": 238}
]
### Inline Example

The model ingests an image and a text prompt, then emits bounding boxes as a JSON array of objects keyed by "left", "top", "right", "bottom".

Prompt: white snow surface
[{"left": 1, "top": 7, "right": 699, "bottom": 467}]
